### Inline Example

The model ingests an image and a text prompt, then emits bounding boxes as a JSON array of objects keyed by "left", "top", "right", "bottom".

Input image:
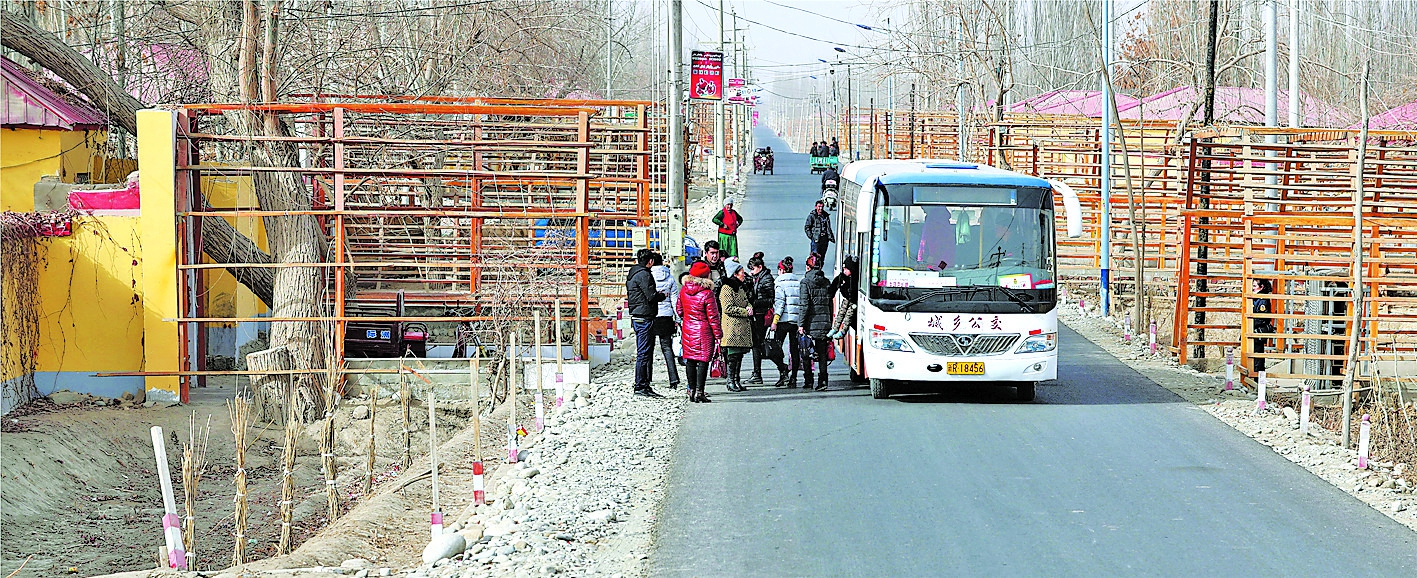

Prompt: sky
[{"left": 680, "top": 1, "right": 895, "bottom": 80}]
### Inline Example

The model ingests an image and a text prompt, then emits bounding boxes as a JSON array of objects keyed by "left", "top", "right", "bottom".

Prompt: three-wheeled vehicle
[
  {"left": 753, "top": 148, "right": 775, "bottom": 174},
  {"left": 810, "top": 154, "right": 839, "bottom": 174}
]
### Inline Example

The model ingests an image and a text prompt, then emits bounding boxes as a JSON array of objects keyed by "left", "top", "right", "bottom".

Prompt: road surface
[{"left": 648, "top": 127, "right": 1417, "bottom": 577}]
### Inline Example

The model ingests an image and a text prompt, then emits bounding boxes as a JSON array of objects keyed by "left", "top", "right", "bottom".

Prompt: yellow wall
[
  {"left": 2, "top": 128, "right": 105, "bottom": 212},
  {"left": 202, "top": 175, "right": 269, "bottom": 320},
  {"left": 138, "top": 110, "right": 180, "bottom": 402},
  {"left": 30, "top": 217, "right": 145, "bottom": 375}
]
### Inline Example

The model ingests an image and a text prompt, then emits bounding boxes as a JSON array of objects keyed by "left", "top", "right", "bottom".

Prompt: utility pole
[
  {"left": 1100, "top": 0, "right": 1113, "bottom": 317},
  {"left": 110, "top": 0, "right": 127, "bottom": 157},
  {"left": 669, "top": 0, "right": 685, "bottom": 222},
  {"left": 956, "top": 9, "right": 967, "bottom": 161},
  {"left": 1288, "top": 0, "right": 1300, "bottom": 128},
  {"left": 886, "top": 17, "right": 894, "bottom": 159},
  {"left": 845, "top": 61, "right": 853, "bottom": 161},
  {"left": 715, "top": 0, "right": 726, "bottom": 206},
  {"left": 1264, "top": 0, "right": 1278, "bottom": 128},
  {"left": 606, "top": 0, "right": 613, "bottom": 98},
  {"left": 1193, "top": 0, "right": 1220, "bottom": 366}
]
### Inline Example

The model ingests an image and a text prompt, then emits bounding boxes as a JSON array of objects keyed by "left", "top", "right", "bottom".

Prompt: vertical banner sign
[
  {"left": 727, "top": 78, "right": 746, "bottom": 103},
  {"left": 691, "top": 51, "right": 724, "bottom": 100}
]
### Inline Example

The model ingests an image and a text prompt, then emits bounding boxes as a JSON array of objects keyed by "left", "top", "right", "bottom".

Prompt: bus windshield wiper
[
  {"left": 992, "top": 285, "right": 1038, "bottom": 313},
  {"left": 892, "top": 287, "right": 984, "bottom": 311}
]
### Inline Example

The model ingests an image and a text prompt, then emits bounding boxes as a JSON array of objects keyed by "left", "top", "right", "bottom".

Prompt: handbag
[
  {"left": 709, "top": 346, "right": 726, "bottom": 378},
  {"left": 764, "top": 337, "right": 784, "bottom": 362}
]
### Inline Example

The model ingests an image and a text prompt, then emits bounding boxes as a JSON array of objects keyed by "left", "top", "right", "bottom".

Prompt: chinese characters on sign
[
  {"left": 690, "top": 51, "right": 723, "bottom": 100},
  {"left": 929, "top": 315, "right": 1003, "bottom": 332}
]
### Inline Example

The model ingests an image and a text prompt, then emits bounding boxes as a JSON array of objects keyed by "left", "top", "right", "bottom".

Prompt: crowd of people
[
  {"left": 809, "top": 138, "right": 840, "bottom": 157},
  {"left": 624, "top": 204, "right": 860, "bottom": 402}
]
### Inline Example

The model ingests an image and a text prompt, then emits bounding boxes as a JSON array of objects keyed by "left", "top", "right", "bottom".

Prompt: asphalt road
[{"left": 648, "top": 127, "right": 1417, "bottom": 577}]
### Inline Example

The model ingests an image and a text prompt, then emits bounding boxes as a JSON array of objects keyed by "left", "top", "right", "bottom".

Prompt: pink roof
[
  {"left": 2, "top": 56, "right": 106, "bottom": 130},
  {"left": 1353, "top": 100, "right": 1417, "bottom": 131},
  {"left": 1009, "top": 89, "right": 1140, "bottom": 117},
  {"left": 1120, "top": 86, "right": 1352, "bottom": 126}
]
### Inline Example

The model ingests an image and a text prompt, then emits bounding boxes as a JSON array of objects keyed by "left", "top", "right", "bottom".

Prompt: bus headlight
[
  {"left": 870, "top": 329, "right": 914, "bottom": 352},
  {"left": 1015, "top": 332, "right": 1057, "bottom": 353}
]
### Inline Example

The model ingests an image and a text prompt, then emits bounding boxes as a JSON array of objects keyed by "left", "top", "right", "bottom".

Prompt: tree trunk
[
  {"left": 2, "top": 10, "right": 277, "bottom": 307},
  {"left": 0, "top": 11, "right": 142, "bottom": 135}
]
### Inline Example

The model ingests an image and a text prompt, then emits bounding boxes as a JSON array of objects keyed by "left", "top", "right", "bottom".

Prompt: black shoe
[
  {"left": 815, "top": 381, "right": 828, "bottom": 391},
  {"left": 633, "top": 389, "right": 656, "bottom": 398},
  {"left": 773, "top": 373, "right": 789, "bottom": 387},
  {"left": 644, "top": 388, "right": 666, "bottom": 398},
  {"left": 747, "top": 372, "right": 764, "bottom": 384}
]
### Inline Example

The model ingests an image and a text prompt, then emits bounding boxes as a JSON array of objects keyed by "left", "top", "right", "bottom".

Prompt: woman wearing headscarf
[
  {"left": 827, "top": 256, "right": 859, "bottom": 339},
  {"left": 718, "top": 258, "right": 756, "bottom": 392},
  {"left": 746, "top": 252, "right": 776, "bottom": 384},
  {"left": 678, "top": 262, "right": 722, "bottom": 402}
]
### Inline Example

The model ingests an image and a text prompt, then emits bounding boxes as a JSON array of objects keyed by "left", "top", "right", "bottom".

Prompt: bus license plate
[{"left": 947, "top": 362, "right": 985, "bottom": 375}]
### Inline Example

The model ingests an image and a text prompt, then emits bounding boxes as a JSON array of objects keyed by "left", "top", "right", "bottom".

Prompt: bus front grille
[{"left": 909, "top": 333, "right": 1020, "bottom": 356}]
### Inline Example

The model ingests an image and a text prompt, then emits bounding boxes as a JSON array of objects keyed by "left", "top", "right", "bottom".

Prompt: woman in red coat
[{"left": 678, "top": 261, "right": 723, "bottom": 403}]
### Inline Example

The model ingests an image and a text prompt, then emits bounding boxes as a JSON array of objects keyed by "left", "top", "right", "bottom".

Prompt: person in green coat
[{"left": 712, "top": 200, "right": 743, "bottom": 258}]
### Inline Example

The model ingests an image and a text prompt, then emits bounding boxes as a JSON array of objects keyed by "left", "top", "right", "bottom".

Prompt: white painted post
[
  {"left": 534, "top": 310, "right": 545, "bottom": 432},
  {"left": 1300, "top": 383, "right": 1311, "bottom": 435},
  {"left": 1225, "top": 347, "right": 1235, "bottom": 390},
  {"left": 471, "top": 353, "right": 484, "bottom": 506},
  {"left": 508, "top": 332, "right": 519, "bottom": 464},
  {"left": 428, "top": 382, "right": 441, "bottom": 538},
  {"left": 1358, "top": 414, "right": 1371, "bottom": 469},
  {"left": 149, "top": 427, "right": 187, "bottom": 569},
  {"left": 1149, "top": 320, "right": 1158, "bottom": 355},
  {"left": 1256, "top": 371, "right": 1268, "bottom": 412},
  {"left": 555, "top": 299, "right": 566, "bottom": 408},
  {"left": 1124, "top": 314, "right": 1132, "bottom": 343}
]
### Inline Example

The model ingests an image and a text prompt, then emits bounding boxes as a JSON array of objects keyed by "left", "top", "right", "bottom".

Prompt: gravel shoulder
[{"left": 1058, "top": 301, "right": 1417, "bottom": 533}]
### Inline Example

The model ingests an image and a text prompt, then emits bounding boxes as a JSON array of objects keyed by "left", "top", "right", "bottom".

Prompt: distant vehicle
[
  {"left": 345, "top": 291, "right": 428, "bottom": 358},
  {"left": 832, "top": 159, "right": 1083, "bottom": 401},
  {"left": 809, "top": 154, "right": 838, "bottom": 174},
  {"left": 753, "top": 148, "right": 775, "bottom": 174},
  {"left": 821, "top": 175, "right": 839, "bottom": 211}
]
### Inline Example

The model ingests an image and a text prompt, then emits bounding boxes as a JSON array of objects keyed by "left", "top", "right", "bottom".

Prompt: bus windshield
[{"left": 870, "top": 201, "right": 1056, "bottom": 292}]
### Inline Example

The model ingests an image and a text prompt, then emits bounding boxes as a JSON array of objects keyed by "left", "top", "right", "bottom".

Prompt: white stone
[
  {"left": 519, "top": 468, "right": 541, "bottom": 479},
  {"left": 422, "top": 533, "right": 467, "bottom": 565},
  {"left": 586, "top": 509, "right": 616, "bottom": 523},
  {"left": 352, "top": 405, "right": 371, "bottom": 420},
  {"left": 484, "top": 520, "right": 519, "bottom": 537},
  {"left": 342, "top": 558, "right": 374, "bottom": 570}
]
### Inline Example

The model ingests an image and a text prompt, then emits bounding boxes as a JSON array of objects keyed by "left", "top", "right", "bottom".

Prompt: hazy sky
[{"left": 681, "top": 1, "right": 896, "bottom": 79}]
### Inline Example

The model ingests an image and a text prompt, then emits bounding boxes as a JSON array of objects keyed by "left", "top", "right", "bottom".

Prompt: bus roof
[{"left": 841, "top": 159, "right": 1051, "bottom": 189}]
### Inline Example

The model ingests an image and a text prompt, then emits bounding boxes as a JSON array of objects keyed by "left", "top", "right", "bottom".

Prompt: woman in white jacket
[
  {"left": 650, "top": 254, "right": 681, "bottom": 391},
  {"left": 771, "top": 256, "right": 805, "bottom": 388}
]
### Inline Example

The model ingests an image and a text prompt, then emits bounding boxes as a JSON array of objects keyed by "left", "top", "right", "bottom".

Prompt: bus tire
[
  {"left": 870, "top": 378, "right": 890, "bottom": 399},
  {"left": 1016, "top": 382, "right": 1036, "bottom": 402}
]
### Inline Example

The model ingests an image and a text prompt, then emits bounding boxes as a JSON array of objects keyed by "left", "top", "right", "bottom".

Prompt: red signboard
[{"left": 690, "top": 51, "right": 723, "bottom": 100}]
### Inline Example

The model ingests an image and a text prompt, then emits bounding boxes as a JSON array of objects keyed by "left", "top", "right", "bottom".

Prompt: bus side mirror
[{"left": 1048, "top": 179, "right": 1084, "bottom": 238}]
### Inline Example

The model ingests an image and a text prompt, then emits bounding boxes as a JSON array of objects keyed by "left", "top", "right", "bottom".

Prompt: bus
[{"left": 834, "top": 160, "right": 1082, "bottom": 401}]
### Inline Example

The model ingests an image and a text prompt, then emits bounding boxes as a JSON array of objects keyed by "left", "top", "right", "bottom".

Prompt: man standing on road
[
  {"left": 799, "top": 252, "right": 833, "bottom": 391},
  {"left": 804, "top": 200, "right": 835, "bottom": 258},
  {"left": 626, "top": 249, "right": 667, "bottom": 398},
  {"left": 713, "top": 200, "right": 743, "bottom": 258},
  {"left": 700, "top": 240, "right": 726, "bottom": 287}
]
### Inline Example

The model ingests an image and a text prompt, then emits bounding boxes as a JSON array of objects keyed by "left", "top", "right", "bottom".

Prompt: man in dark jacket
[
  {"left": 626, "top": 249, "right": 667, "bottom": 398},
  {"left": 828, "top": 137, "right": 840, "bottom": 157},
  {"left": 804, "top": 201, "right": 835, "bottom": 257},
  {"left": 798, "top": 253, "right": 834, "bottom": 391}
]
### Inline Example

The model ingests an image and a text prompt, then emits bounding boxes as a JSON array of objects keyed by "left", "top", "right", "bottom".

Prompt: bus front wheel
[
  {"left": 870, "top": 378, "right": 891, "bottom": 399},
  {"left": 1016, "top": 382, "right": 1036, "bottom": 402}
]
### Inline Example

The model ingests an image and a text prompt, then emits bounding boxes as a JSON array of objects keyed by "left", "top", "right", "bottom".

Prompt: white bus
[{"left": 834, "top": 160, "right": 1082, "bottom": 401}]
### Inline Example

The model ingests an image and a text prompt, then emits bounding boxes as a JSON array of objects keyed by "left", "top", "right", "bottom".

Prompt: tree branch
[{"left": 0, "top": 11, "right": 142, "bottom": 135}]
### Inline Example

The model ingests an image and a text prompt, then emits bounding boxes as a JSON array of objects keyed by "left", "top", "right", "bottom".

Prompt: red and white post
[
  {"left": 1255, "top": 371, "right": 1268, "bottom": 413},
  {"left": 472, "top": 461, "right": 486, "bottom": 505},
  {"left": 149, "top": 426, "right": 188, "bottom": 569},
  {"left": 1124, "top": 314, "right": 1132, "bottom": 343},
  {"left": 534, "top": 310, "right": 545, "bottom": 432},
  {"left": 1300, "top": 383, "right": 1312, "bottom": 435},
  {"left": 1149, "top": 320, "right": 1158, "bottom": 356},
  {"left": 508, "top": 332, "right": 519, "bottom": 464},
  {"left": 1224, "top": 347, "right": 1235, "bottom": 391},
  {"left": 1358, "top": 414, "right": 1371, "bottom": 469},
  {"left": 470, "top": 355, "right": 485, "bottom": 505},
  {"left": 555, "top": 299, "right": 566, "bottom": 408}
]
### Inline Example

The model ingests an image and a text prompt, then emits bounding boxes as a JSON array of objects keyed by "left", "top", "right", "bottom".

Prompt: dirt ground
[{"left": 1, "top": 378, "right": 478, "bottom": 577}]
